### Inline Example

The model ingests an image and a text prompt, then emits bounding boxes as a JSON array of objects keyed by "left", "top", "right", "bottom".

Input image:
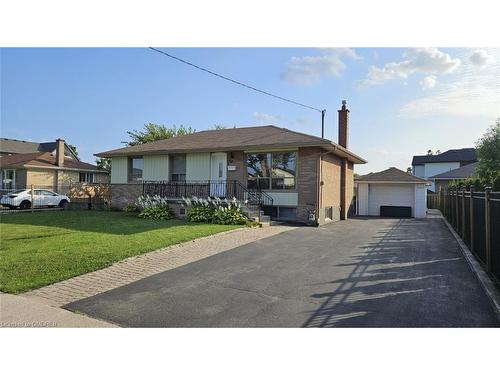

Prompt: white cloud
[
  {"left": 400, "top": 82, "right": 500, "bottom": 118},
  {"left": 400, "top": 48, "right": 500, "bottom": 118},
  {"left": 281, "top": 48, "right": 360, "bottom": 85},
  {"left": 419, "top": 75, "right": 437, "bottom": 90},
  {"left": 253, "top": 112, "right": 284, "bottom": 124},
  {"left": 469, "top": 49, "right": 495, "bottom": 66},
  {"left": 362, "top": 48, "right": 461, "bottom": 86}
]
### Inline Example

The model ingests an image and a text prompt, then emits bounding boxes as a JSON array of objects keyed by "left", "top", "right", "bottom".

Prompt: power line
[{"left": 149, "top": 47, "right": 322, "bottom": 113}]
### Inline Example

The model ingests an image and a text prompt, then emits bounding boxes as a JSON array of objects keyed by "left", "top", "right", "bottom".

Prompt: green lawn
[{"left": 0, "top": 211, "right": 241, "bottom": 293}]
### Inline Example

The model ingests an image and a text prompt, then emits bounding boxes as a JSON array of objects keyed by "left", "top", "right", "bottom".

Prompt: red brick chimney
[
  {"left": 55, "top": 138, "right": 65, "bottom": 167},
  {"left": 338, "top": 100, "right": 349, "bottom": 149}
]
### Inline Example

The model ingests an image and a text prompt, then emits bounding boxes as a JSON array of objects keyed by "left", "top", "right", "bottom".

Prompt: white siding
[
  {"left": 143, "top": 155, "right": 169, "bottom": 181},
  {"left": 186, "top": 153, "right": 211, "bottom": 180},
  {"left": 368, "top": 184, "right": 415, "bottom": 216},
  {"left": 266, "top": 192, "right": 298, "bottom": 206},
  {"left": 357, "top": 183, "right": 369, "bottom": 215},
  {"left": 424, "top": 162, "right": 460, "bottom": 178},
  {"left": 413, "top": 165, "right": 425, "bottom": 178},
  {"left": 111, "top": 157, "right": 128, "bottom": 184},
  {"left": 414, "top": 183, "right": 427, "bottom": 218}
]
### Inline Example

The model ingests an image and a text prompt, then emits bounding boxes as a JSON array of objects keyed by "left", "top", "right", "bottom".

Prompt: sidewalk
[{"left": 0, "top": 292, "right": 116, "bottom": 328}]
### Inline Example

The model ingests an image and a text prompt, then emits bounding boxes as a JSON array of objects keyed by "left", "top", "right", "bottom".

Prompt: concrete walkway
[
  {"left": 0, "top": 293, "right": 116, "bottom": 328},
  {"left": 23, "top": 225, "right": 296, "bottom": 307},
  {"left": 65, "top": 216, "right": 499, "bottom": 327}
]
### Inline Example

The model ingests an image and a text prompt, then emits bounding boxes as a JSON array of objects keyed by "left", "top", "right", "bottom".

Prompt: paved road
[{"left": 65, "top": 217, "right": 499, "bottom": 327}]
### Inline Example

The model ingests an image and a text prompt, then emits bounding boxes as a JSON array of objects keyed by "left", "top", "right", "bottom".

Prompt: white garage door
[{"left": 368, "top": 184, "right": 414, "bottom": 216}]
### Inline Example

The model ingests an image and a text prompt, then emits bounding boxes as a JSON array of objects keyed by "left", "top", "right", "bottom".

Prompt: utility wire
[{"left": 149, "top": 47, "right": 322, "bottom": 113}]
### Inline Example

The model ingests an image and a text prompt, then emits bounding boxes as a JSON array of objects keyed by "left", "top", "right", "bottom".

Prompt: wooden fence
[{"left": 428, "top": 188, "right": 500, "bottom": 285}]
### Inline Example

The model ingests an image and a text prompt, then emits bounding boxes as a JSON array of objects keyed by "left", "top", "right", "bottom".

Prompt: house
[
  {"left": 355, "top": 167, "right": 428, "bottom": 218},
  {"left": 0, "top": 138, "right": 109, "bottom": 190},
  {"left": 0, "top": 137, "right": 79, "bottom": 158},
  {"left": 96, "top": 102, "right": 367, "bottom": 225},
  {"left": 411, "top": 148, "right": 476, "bottom": 192},
  {"left": 428, "top": 161, "right": 478, "bottom": 191}
]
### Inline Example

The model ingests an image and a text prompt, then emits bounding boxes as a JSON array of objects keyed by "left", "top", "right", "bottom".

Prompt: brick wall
[
  {"left": 226, "top": 150, "right": 246, "bottom": 185},
  {"left": 345, "top": 161, "right": 354, "bottom": 216},
  {"left": 297, "top": 147, "right": 320, "bottom": 223},
  {"left": 319, "top": 153, "right": 342, "bottom": 223},
  {"left": 110, "top": 184, "right": 143, "bottom": 209}
]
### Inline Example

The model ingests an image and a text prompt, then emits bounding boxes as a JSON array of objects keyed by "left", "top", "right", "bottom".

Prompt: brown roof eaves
[
  {"left": 95, "top": 126, "right": 367, "bottom": 164},
  {"left": 355, "top": 167, "right": 428, "bottom": 183},
  {"left": 0, "top": 152, "right": 107, "bottom": 173}
]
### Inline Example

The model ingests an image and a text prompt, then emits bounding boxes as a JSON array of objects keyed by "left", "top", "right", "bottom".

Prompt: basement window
[{"left": 79, "top": 172, "right": 94, "bottom": 183}]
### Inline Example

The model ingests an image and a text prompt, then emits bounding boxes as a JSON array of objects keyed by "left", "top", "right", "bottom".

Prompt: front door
[{"left": 210, "top": 152, "right": 227, "bottom": 197}]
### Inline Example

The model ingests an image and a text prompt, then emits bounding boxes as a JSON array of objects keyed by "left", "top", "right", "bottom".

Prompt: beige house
[
  {"left": 96, "top": 102, "right": 366, "bottom": 225},
  {"left": 0, "top": 138, "right": 109, "bottom": 191}
]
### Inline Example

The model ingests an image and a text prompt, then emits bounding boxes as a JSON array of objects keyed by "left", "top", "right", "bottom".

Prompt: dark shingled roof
[
  {"left": 0, "top": 152, "right": 104, "bottom": 172},
  {"left": 0, "top": 138, "right": 79, "bottom": 159},
  {"left": 355, "top": 167, "right": 428, "bottom": 183},
  {"left": 95, "top": 125, "right": 367, "bottom": 164},
  {"left": 428, "top": 162, "right": 478, "bottom": 179},
  {"left": 412, "top": 148, "right": 476, "bottom": 165}
]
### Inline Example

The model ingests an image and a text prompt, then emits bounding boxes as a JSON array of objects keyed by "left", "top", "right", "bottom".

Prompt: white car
[{"left": 0, "top": 189, "right": 70, "bottom": 210}]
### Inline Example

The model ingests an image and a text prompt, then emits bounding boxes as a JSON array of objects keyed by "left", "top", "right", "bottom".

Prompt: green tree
[
  {"left": 96, "top": 157, "right": 111, "bottom": 171},
  {"left": 476, "top": 118, "right": 500, "bottom": 187},
  {"left": 68, "top": 144, "right": 78, "bottom": 157},
  {"left": 211, "top": 125, "right": 226, "bottom": 130},
  {"left": 124, "top": 123, "right": 195, "bottom": 146}
]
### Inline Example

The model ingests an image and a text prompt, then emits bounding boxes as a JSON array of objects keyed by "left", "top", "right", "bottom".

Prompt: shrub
[
  {"left": 186, "top": 205, "right": 215, "bottom": 222},
  {"left": 212, "top": 205, "right": 249, "bottom": 225},
  {"left": 123, "top": 203, "right": 140, "bottom": 213},
  {"left": 183, "top": 196, "right": 251, "bottom": 225},
  {"left": 138, "top": 204, "right": 175, "bottom": 220}
]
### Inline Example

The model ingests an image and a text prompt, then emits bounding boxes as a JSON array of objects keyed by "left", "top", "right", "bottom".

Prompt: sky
[{"left": 1, "top": 47, "right": 499, "bottom": 174}]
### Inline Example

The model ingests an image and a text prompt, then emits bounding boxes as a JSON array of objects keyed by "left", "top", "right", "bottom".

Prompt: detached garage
[{"left": 355, "top": 167, "right": 428, "bottom": 218}]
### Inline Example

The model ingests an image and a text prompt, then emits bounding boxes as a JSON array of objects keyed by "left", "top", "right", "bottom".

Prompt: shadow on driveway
[{"left": 65, "top": 217, "right": 499, "bottom": 327}]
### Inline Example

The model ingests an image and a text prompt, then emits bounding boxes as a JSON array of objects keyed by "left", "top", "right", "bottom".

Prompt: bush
[
  {"left": 186, "top": 206, "right": 215, "bottom": 222},
  {"left": 123, "top": 203, "right": 140, "bottom": 213},
  {"left": 138, "top": 204, "right": 175, "bottom": 220},
  {"left": 212, "top": 205, "right": 249, "bottom": 225},
  {"left": 183, "top": 196, "right": 251, "bottom": 225}
]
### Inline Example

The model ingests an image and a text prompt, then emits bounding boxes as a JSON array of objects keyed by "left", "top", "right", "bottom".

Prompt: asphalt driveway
[{"left": 65, "top": 217, "right": 499, "bottom": 327}]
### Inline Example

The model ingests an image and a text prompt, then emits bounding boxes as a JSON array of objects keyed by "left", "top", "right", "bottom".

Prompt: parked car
[{"left": 0, "top": 189, "right": 70, "bottom": 209}]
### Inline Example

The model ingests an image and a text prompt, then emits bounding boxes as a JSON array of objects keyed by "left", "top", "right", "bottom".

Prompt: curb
[{"left": 440, "top": 215, "right": 500, "bottom": 323}]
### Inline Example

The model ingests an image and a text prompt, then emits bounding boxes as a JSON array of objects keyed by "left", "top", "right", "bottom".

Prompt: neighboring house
[
  {"left": 428, "top": 161, "right": 478, "bottom": 191},
  {"left": 0, "top": 138, "right": 109, "bottom": 190},
  {"left": 355, "top": 167, "right": 428, "bottom": 218},
  {"left": 0, "top": 137, "right": 79, "bottom": 158},
  {"left": 411, "top": 148, "right": 476, "bottom": 192},
  {"left": 96, "top": 102, "right": 367, "bottom": 225}
]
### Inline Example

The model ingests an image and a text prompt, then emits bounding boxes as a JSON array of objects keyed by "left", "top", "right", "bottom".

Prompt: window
[
  {"left": 170, "top": 154, "right": 186, "bottom": 182},
  {"left": 79, "top": 172, "right": 94, "bottom": 183},
  {"left": 247, "top": 153, "right": 271, "bottom": 190},
  {"left": 171, "top": 174, "right": 186, "bottom": 182},
  {"left": 247, "top": 152, "right": 296, "bottom": 190},
  {"left": 1, "top": 169, "right": 16, "bottom": 189},
  {"left": 271, "top": 152, "right": 296, "bottom": 189},
  {"left": 129, "top": 157, "right": 143, "bottom": 182}
]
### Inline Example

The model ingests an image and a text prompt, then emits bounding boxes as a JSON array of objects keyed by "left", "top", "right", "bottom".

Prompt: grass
[{"left": 0, "top": 211, "right": 241, "bottom": 293}]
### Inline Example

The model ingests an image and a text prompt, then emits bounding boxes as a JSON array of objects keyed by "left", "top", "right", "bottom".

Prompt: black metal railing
[
  {"left": 428, "top": 188, "right": 500, "bottom": 286},
  {"left": 143, "top": 180, "right": 274, "bottom": 218}
]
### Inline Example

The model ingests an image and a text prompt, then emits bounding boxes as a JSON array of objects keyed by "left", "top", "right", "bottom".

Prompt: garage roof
[{"left": 355, "top": 167, "right": 428, "bottom": 183}]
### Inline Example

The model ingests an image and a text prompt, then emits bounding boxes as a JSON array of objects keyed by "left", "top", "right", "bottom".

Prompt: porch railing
[{"left": 142, "top": 180, "right": 274, "bottom": 213}]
